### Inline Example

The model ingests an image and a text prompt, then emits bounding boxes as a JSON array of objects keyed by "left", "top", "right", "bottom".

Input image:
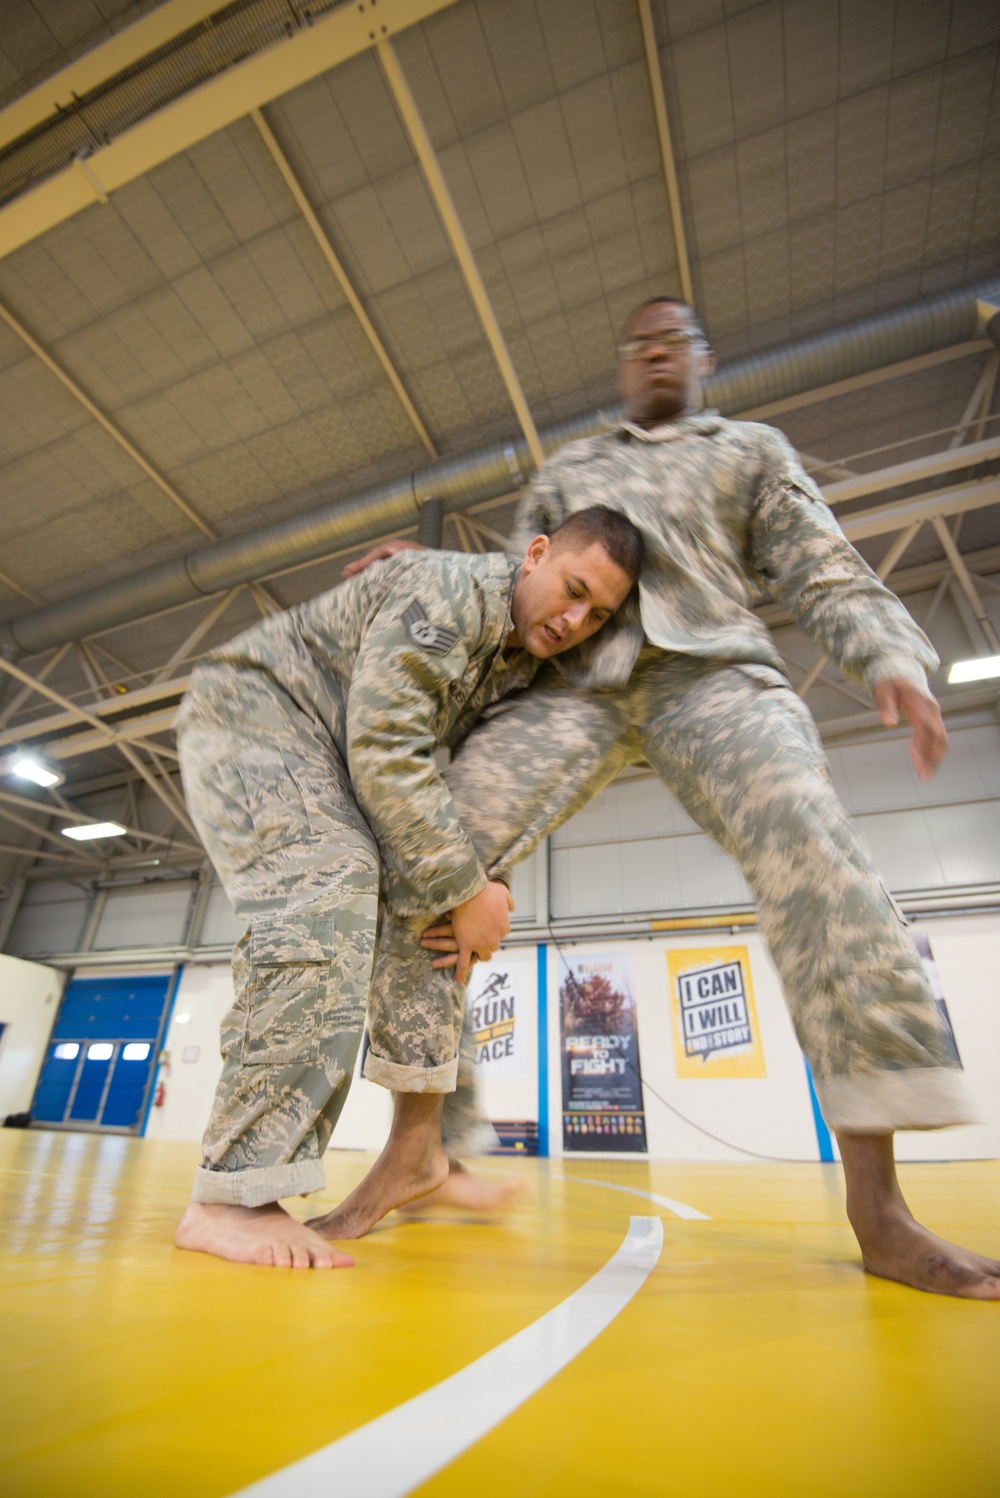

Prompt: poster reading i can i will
[
  {"left": 667, "top": 945, "right": 766, "bottom": 1079},
  {"left": 560, "top": 951, "right": 647, "bottom": 1152}
]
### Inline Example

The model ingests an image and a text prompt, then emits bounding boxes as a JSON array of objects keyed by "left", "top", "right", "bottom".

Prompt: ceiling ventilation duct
[{"left": 1, "top": 277, "right": 998, "bottom": 658}]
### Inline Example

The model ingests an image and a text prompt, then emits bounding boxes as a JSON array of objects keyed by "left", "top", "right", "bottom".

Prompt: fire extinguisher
[{"left": 153, "top": 1050, "right": 171, "bottom": 1108}]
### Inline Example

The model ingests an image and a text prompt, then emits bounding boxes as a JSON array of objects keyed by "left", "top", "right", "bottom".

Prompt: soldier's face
[
  {"left": 510, "top": 537, "right": 633, "bottom": 658},
  {"left": 618, "top": 302, "right": 713, "bottom": 427}
]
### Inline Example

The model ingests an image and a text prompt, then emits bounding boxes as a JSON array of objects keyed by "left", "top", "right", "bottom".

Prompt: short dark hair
[
  {"left": 620, "top": 295, "right": 706, "bottom": 344},
  {"left": 549, "top": 505, "right": 644, "bottom": 585}
]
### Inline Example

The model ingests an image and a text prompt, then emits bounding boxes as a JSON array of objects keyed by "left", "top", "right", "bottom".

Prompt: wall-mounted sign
[
  {"left": 667, "top": 945, "right": 766, "bottom": 1079},
  {"left": 466, "top": 953, "right": 534, "bottom": 1077},
  {"left": 559, "top": 951, "right": 646, "bottom": 1152}
]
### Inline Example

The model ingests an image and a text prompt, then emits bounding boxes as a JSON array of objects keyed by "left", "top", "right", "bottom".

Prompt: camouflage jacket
[
  {"left": 514, "top": 412, "right": 938, "bottom": 692},
  {"left": 184, "top": 550, "right": 536, "bottom": 914}
]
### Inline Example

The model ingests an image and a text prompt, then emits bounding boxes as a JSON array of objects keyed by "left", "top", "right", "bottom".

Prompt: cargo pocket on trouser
[
  {"left": 240, "top": 908, "right": 340, "bottom": 1066},
  {"left": 239, "top": 885, "right": 379, "bottom": 1067}
]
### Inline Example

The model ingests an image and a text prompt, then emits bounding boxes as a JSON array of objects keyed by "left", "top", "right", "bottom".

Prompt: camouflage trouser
[
  {"left": 177, "top": 690, "right": 483, "bottom": 1206},
  {"left": 373, "top": 650, "right": 976, "bottom": 1136}
]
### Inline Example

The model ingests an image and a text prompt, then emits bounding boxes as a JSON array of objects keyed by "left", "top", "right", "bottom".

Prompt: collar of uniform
[
  {"left": 600, "top": 409, "right": 723, "bottom": 442},
  {"left": 493, "top": 555, "right": 523, "bottom": 671}
]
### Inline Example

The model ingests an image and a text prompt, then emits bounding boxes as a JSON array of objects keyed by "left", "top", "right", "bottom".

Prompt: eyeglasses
[{"left": 618, "top": 329, "right": 702, "bottom": 360}]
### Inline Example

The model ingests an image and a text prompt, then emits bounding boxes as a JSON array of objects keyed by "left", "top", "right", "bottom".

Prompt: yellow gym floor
[{"left": 2, "top": 1130, "right": 998, "bottom": 1498}]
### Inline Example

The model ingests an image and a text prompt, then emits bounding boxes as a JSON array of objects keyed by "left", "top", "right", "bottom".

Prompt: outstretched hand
[
  {"left": 423, "top": 881, "right": 514, "bottom": 984},
  {"left": 342, "top": 538, "right": 425, "bottom": 578},
  {"left": 873, "top": 677, "right": 948, "bottom": 780}
]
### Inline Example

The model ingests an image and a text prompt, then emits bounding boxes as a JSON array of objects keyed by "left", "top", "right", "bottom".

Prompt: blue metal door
[{"left": 32, "top": 974, "right": 173, "bottom": 1134}]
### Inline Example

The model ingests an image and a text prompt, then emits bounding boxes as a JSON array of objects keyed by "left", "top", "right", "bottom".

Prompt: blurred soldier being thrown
[
  {"left": 173, "top": 507, "right": 643, "bottom": 1269},
  {"left": 337, "top": 296, "right": 1000, "bottom": 1302}
]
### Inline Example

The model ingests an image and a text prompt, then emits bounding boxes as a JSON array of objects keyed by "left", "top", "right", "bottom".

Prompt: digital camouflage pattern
[
  {"left": 378, "top": 414, "right": 973, "bottom": 1137},
  {"left": 432, "top": 654, "right": 973, "bottom": 1133},
  {"left": 520, "top": 414, "right": 939, "bottom": 695},
  {"left": 178, "top": 548, "right": 538, "bottom": 1204}
]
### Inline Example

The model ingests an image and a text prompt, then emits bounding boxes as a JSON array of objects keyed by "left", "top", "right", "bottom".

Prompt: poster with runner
[
  {"left": 559, "top": 951, "right": 647, "bottom": 1152},
  {"left": 466, "top": 954, "right": 534, "bottom": 1078},
  {"left": 666, "top": 945, "right": 767, "bottom": 1079}
]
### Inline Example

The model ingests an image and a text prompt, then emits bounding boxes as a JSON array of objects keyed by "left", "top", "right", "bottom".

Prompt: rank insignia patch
[{"left": 402, "top": 599, "right": 460, "bottom": 655}]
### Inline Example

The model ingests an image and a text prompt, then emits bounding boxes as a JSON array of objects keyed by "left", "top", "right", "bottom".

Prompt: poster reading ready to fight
[{"left": 559, "top": 951, "right": 647, "bottom": 1152}]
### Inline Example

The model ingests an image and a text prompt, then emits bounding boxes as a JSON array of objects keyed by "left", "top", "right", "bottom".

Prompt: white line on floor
[
  {"left": 229, "top": 1215, "right": 664, "bottom": 1498},
  {"left": 565, "top": 1175, "right": 711, "bottom": 1221}
]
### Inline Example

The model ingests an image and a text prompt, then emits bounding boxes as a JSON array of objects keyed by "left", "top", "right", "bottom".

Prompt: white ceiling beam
[
  {"left": 377, "top": 37, "right": 545, "bottom": 471},
  {"left": 636, "top": 0, "right": 693, "bottom": 305},
  {"left": 148, "top": 590, "right": 238, "bottom": 686},
  {"left": 0, "top": 787, "right": 188, "bottom": 854},
  {"left": 0, "top": 674, "right": 192, "bottom": 751},
  {"left": 0, "top": 0, "right": 466, "bottom": 260},
  {"left": 736, "top": 341, "right": 992, "bottom": 421},
  {"left": 949, "top": 353, "right": 999, "bottom": 449},
  {"left": 0, "top": 801, "right": 95, "bottom": 860},
  {"left": 3, "top": 708, "right": 180, "bottom": 762},
  {"left": 821, "top": 435, "right": 1000, "bottom": 507},
  {"left": 0, "top": 643, "right": 72, "bottom": 731},
  {"left": 931, "top": 516, "right": 1000, "bottom": 654},
  {"left": 0, "top": 655, "right": 197, "bottom": 836},
  {"left": 251, "top": 105, "right": 438, "bottom": 459},
  {"left": 813, "top": 685, "right": 1000, "bottom": 739},
  {"left": 0, "top": 295, "right": 214, "bottom": 537},
  {"left": 839, "top": 478, "right": 1000, "bottom": 543}
]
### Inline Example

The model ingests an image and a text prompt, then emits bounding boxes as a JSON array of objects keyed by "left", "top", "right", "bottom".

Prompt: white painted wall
[
  {"left": 550, "top": 721, "right": 1000, "bottom": 920},
  {"left": 539, "top": 920, "right": 1000, "bottom": 1164},
  {"left": 0, "top": 952, "right": 63, "bottom": 1116},
  {"left": 895, "top": 916, "right": 1000, "bottom": 1161}
]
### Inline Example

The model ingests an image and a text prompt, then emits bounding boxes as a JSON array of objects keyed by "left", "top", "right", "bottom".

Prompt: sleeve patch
[{"left": 401, "top": 599, "right": 461, "bottom": 655}]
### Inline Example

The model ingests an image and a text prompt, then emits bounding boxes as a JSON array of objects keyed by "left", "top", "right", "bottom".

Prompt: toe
[{"left": 291, "top": 1245, "right": 312, "bottom": 1270}]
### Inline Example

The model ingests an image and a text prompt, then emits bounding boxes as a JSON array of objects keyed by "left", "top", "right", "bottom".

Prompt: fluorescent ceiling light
[
  {"left": 11, "top": 755, "right": 63, "bottom": 788},
  {"left": 947, "top": 654, "right": 1000, "bottom": 683},
  {"left": 62, "top": 821, "right": 127, "bottom": 841}
]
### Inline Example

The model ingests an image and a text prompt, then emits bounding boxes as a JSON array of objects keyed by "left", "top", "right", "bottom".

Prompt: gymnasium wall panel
[
  {"left": 94, "top": 884, "right": 193, "bottom": 951},
  {"left": 0, "top": 952, "right": 63, "bottom": 1118},
  {"left": 5, "top": 882, "right": 90, "bottom": 958}
]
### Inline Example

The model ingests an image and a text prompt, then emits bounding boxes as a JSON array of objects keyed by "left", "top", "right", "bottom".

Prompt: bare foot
[
  {"left": 856, "top": 1209, "right": 1000, "bottom": 1299},
  {"left": 175, "top": 1201, "right": 354, "bottom": 1269},
  {"left": 397, "top": 1159, "right": 533, "bottom": 1216},
  {"left": 307, "top": 1147, "right": 448, "bottom": 1240},
  {"left": 308, "top": 1090, "right": 450, "bottom": 1240},
  {"left": 838, "top": 1132, "right": 1000, "bottom": 1300}
]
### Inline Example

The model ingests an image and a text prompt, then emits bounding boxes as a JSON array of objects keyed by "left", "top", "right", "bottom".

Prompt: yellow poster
[{"left": 666, "top": 945, "right": 766, "bottom": 1079}]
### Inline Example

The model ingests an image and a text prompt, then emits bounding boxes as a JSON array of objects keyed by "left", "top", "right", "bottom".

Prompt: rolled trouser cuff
[
  {"left": 191, "top": 1158, "right": 325, "bottom": 1206},
  {"left": 816, "top": 1066, "right": 982, "bottom": 1134},
  {"left": 363, "top": 1050, "right": 458, "bottom": 1092}
]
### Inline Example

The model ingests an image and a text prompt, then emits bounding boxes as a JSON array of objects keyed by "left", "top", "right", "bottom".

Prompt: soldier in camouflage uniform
[
  {"left": 173, "top": 509, "right": 642, "bottom": 1269},
  {"left": 332, "top": 297, "right": 999, "bottom": 1299}
]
